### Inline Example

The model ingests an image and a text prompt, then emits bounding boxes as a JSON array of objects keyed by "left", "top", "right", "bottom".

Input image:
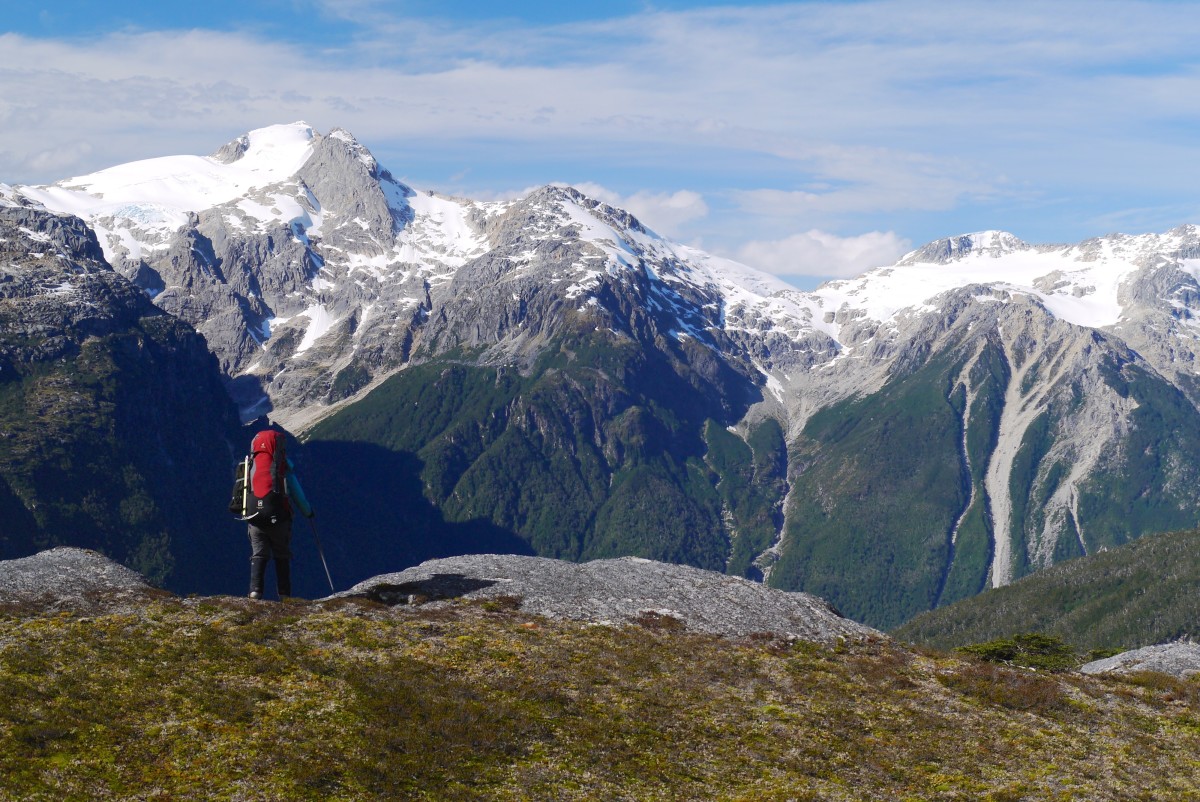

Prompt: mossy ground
[{"left": 1, "top": 596, "right": 1197, "bottom": 801}]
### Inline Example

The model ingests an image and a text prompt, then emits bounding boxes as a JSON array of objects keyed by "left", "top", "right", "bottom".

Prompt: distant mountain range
[{"left": 5, "top": 122, "right": 1200, "bottom": 627}]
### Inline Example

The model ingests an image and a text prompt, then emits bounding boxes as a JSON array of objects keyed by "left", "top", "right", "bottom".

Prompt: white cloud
[
  {"left": 3, "top": 2, "right": 1200, "bottom": 245},
  {"left": 572, "top": 183, "right": 708, "bottom": 237},
  {"left": 28, "top": 141, "right": 94, "bottom": 173},
  {"left": 735, "top": 230, "right": 911, "bottom": 279}
]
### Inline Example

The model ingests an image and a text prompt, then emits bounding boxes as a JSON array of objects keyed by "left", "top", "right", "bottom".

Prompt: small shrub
[
  {"left": 956, "top": 633, "right": 1079, "bottom": 672},
  {"left": 848, "top": 644, "right": 916, "bottom": 688},
  {"left": 12, "top": 724, "right": 74, "bottom": 753},
  {"left": 478, "top": 595, "right": 524, "bottom": 613},
  {"left": 1086, "top": 647, "right": 1123, "bottom": 662},
  {"left": 1116, "top": 671, "right": 1200, "bottom": 706}
]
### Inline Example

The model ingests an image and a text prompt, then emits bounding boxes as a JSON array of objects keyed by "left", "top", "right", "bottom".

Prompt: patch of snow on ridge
[
  {"left": 542, "top": 189, "right": 823, "bottom": 346},
  {"left": 295, "top": 304, "right": 337, "bottom": 353},
  {"left": 403, "top": 191, "right": 491, "bottom": 264},
  {"left": 17, "top": 122, "right": 317, "bottom": 223},
  {"left": 1177, "top": 257, "right": 1200, "bottom": 288},
  {"left": 236, "top": 190, "right": 322, "bottom": 234},
  {"left": 808, "top": 236, "right": 1139, "bottom": 330},
  {"left": 560, "top": 198, "right": 637, "bottom": 268}
]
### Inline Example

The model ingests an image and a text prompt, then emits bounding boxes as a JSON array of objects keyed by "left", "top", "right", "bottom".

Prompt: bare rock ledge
[
  {"left": 1080, "top": 642, "right": 1200, "bottom": 679},
  {"left": 0, "top": 548, "right": 882, "bottom": 643},
  {"left": 0, "top": 547, "right": 164, "bottom": 613},
  {"left": 334, "top": 553, "right": 882, "bottom": 643}
]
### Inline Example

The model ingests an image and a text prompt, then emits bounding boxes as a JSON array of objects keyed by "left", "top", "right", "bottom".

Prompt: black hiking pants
[{"left": 248, "top": 519, "right": 293, "bottom": 598}]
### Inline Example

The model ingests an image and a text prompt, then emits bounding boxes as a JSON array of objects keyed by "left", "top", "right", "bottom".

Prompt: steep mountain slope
[
  {"left": 17, "top": 124, "right": 504, "bottom": 419},
  {"left": 770, "top": 289, "right": 1200, "bottom": 627},
  {"left": 14, "top": 125, "right": 1200, "bottom": 627},
  {"left": 893, "top": 527, "right": 1200, "bottom": 651},
  {"left": 0, "top": 195, "right": 243, "bottom": 593},
  {"left": 301, "top": 308, "right": 779, "bottom": 590}
]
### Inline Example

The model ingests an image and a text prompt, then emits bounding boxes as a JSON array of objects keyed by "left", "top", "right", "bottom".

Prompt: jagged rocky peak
[
  {"left": 0, "top": 203, "right": 108, "bottom": 268},
  {"left": 512, "top": 184, "right": 649, "bottom": 241},
  {"left": 325, "top": 127, "right": 383, "bottom": 179},
  {"left": 899, "top": 230, "right": 1031, "bottom": 265},
  {"left": 210, "top": 132, "right": 251, "bottom": 164},
  {"left": 556, "top": 185, "right": 649, "bottom": 234},
  {"left": 0, "top": 206, "right": 137, "bottom": 354},
  {"left": 0, "top": 204, "right": 163, "bottom": 349},
  {"left": 1165, "top": 223, "right": 1200, "bottom": 259},
  {"left": 296, "top": 127, "right": 401, "bottom": 239}
]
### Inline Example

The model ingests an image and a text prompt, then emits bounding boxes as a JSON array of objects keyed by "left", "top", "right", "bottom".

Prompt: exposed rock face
[
  {"left": 1080, "top": 642, "right": 1200, "bottom": 679},
  {"left": 334, "top": 553, "right": 880, "bottom": 642},
  {"left": 0, "top": 203, "right": 243, "bottom": 594},
  {"left": 0, "top": 204, "right": 137, "bottom": 348},
  {"left": 0, "top": 548, "right": 163, "bottom": 613}
]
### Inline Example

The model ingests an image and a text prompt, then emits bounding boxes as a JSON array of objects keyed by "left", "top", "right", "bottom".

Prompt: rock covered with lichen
[
  {"left": 334, "top": 553, "right": 881, "bottom": 642},
  {"left": 0, "top": 547, "right": 165, "bottom": 613},
  {"left": 1080, "top": 642, "right": 1200, "bottom": 679}
]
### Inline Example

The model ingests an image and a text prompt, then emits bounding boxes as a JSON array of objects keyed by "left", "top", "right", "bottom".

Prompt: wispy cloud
[
  {"left": 3, "top": 1, "right": 1200, "bottom": 273},
  {"left": 572, "top": 183, "right": 709, "bottom": 238},
  {"left": 735, "top": 230, "right": 911, "bottom": 279}
]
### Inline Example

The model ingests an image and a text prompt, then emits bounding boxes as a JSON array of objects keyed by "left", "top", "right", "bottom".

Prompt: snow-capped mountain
[
  {"left": 20, "top": 123, "right": 1200, "bottom": 422},
  {"left": 11, "top": 122, "right": 1200, "bottom": 628}
]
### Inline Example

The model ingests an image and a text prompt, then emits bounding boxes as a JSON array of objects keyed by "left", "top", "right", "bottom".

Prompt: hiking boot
[{"left": 249, "top": 591, "right": 262, "bottom": 600}]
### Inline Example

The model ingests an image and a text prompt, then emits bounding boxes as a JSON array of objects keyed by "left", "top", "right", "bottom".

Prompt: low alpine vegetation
[{"left": 0, "top": 596, "right": 1197, "bottom": 800}]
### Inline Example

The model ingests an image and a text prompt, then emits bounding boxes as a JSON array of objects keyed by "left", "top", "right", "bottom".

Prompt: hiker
[{"left": 240, "top": 427, "right": 314, "bottom": 600}]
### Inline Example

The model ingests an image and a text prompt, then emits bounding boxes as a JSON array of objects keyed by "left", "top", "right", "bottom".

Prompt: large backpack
[{"left": 229, "top": 430, "right": 293, "bottom": 526}]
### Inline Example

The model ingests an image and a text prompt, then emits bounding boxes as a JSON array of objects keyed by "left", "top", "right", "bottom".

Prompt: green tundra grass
[{"left": 1, "top": 594, "right": 1197, "bottom": 801}]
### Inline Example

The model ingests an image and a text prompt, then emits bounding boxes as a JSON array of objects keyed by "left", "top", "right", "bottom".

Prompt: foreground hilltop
[
  {"left": 0, "top": 549, "right": 1197, "bottom": 800},
  {"left": 0, "top": 547, "right": 876, "bottom": 642}
]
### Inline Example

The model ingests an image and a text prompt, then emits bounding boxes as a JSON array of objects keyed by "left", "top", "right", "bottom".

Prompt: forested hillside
[
  {"left": 0, "top": 205, "right": 243, "bottom": 593},
  {"left": 894, "top": 527, "right": 1200, "bottom": 651}
]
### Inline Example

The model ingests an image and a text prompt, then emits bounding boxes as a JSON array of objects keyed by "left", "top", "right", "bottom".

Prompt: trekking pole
[{"left": 307, "top": 517, "right": 336, "bottom": 594}]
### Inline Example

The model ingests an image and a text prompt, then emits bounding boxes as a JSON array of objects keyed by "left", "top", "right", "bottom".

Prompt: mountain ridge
[
  {"left": 8, "top": 123, "right": 1200, "bottom": 626},
  {"left": 0, "top": 201, "right": 243, "bottom": 592},
  {"left": 894, "top": 527, "right": 1200, "bottom": 651}
]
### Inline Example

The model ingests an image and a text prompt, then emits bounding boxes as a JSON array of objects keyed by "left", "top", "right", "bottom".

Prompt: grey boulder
[
  {"left": 0, "top": 548, "right": 162, "bottom": 613},
  {"left": 333, "top": 553, "right": 881, "bottom": 642},
  {"left": 1080, "top": 642, "right": 1200, "bottom": 679}
]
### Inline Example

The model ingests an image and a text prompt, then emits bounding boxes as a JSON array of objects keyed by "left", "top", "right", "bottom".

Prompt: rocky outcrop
[
  {"left": 333, "top": 553, "right": 880, "bottom": 642},
  {"left": 1080, "top": 642, "right": 1200, "bottom": 679},
  {"left": 897, "top": 230, "right": 1034, "bottom": 265},
  {"left": 0, "top": 548, "right": 164, "bottom": 613},
  {"left": 0, "top": 546, "right": 880, "bottom": 643}
]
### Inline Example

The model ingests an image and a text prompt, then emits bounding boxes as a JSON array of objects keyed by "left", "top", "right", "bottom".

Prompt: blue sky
[{"left": 3, "top": 1, "right": 1200, "bottom": 287}]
